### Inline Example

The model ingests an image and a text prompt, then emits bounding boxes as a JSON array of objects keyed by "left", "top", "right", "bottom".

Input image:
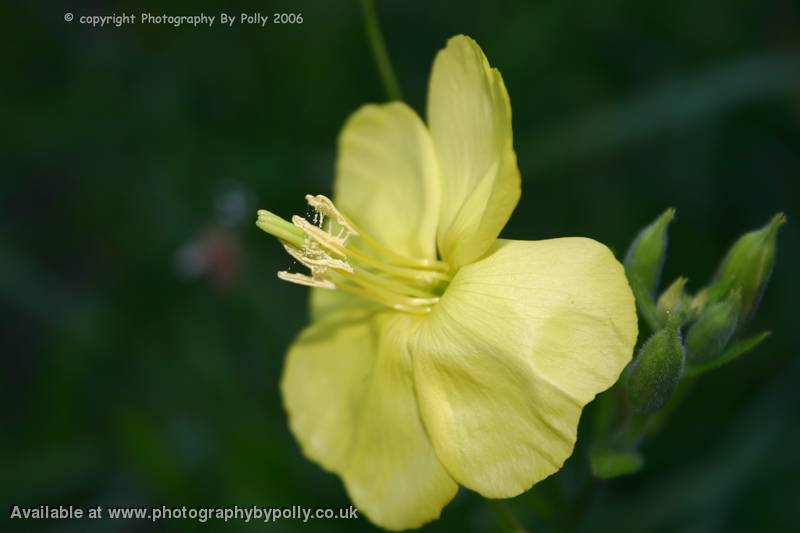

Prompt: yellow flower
[{"left": 257, "top": 35, "right": 637, "bottom": 530}]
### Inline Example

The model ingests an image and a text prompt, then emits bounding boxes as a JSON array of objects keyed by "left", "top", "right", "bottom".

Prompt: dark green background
[{"left": 2, "top": 0, "right": 798, "bottom": 531}]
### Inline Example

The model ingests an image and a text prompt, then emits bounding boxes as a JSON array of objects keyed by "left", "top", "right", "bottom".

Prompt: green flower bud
[
  {"left": 625, "top": 319, "right": 685, "bottom": 414},
  {"left": 709, "top": 213, "right": 785, "bottom": 325},
  {"left": 656, "top": 276, "right": 690, "bottom": 325},
  {"left": 690, "top": 287, "right": 708, "bottom": 313},
  {"left": 685, "top": 290, "right": 741, "bottom": 367},
  {"left": 624, "top": 208, "right": 676, "bottom": 328}
]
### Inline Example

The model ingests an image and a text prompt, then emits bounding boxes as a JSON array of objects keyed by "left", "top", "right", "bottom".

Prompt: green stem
[
  {"left": 486, "top": 499, "right": 527, "bottom": 532},
  {"left": 359, "top": 0, "right": 403, "bottom": 101},
  {"left": 561, "top": 477, "right": 599, "bottom": 532}
]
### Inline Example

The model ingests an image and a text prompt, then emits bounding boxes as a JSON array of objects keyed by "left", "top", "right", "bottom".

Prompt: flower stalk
[{"left": 360, "top": 0, "right": 403, "bottom": 101}]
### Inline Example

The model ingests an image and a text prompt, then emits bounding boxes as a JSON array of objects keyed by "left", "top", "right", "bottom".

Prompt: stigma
[{"left": 256, "top": 195, "right": 450, "bottom": 314}]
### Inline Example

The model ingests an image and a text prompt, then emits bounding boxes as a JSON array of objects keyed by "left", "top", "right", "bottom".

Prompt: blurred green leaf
[
  {"left": 523, "top": 51, "right": 800, "bottom": 174},
  {"left": 590, "top": 446, "right": 645, "bottom": 479},
  {"left": 685, "top": 331, "right": 771, "bottom": 378}
]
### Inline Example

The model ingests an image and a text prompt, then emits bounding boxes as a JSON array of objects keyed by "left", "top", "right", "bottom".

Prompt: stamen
[
  {"left": 305, "top": 195, "right": 450, "bottom": 272},
  {"left": 277, "top": 271, "right": 335, "bottom": 289},
  {"left": 334, "top": 269, "right": 440, "bottom": 307},
  {"left": 333, "top": 281, "right": 437, "bottom": 315},
  {"left": 294, "top": 216, "right": 451, "bottom": 284},
  {"left": 292, "top": 216, "right": 349, "bottom": 249},
  {"left": 256, "top": 194, "right": 452, "bottom": 314},
  {"left": 305, "top": 195, "right": 358, "bottom": 237},
  {"left": 283, "top": 243, "right": 352, "bottom": 273},
  {"left": 347, "top": 265, "right": 440, "bottom": 298}
]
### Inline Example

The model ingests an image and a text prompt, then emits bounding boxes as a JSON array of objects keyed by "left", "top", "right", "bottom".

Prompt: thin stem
[
  {"left": 360, "top": 0, "right": 403, "bottom": 101},
  {"left": 486, "top": 499, "right": 527, "bottom": 533},
  {"left": 647, "top": 375, "right": 697, "bottom": 434},
  {"left": 561, "top": 478, "right": 599, "bottom": 533}
]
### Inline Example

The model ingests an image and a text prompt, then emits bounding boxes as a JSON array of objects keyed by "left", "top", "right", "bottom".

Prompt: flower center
[{"left": 256, "top": 195, "right": 451, "bottom": 314}]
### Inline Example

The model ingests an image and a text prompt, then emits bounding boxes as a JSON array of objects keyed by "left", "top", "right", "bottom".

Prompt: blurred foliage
[{"left": 2, "top": 0, "right": 799, "bottom": 531}]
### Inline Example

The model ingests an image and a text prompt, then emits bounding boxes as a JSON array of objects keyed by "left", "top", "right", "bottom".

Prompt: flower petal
[
  {"left": 309, "top": 287, "right": 374, "bottom": 322},
  {"left": 282, "top": 306, "right": 378, "bottom": 473},
  {"left": 342, "top": 313, "right": 457, "bottom": 530},
  {"left": 427, "top": 35, "right": 521, "bottom": 268},
  {"left": 335, "top": 102, "right": 440, "bottom": 260},
  {"left": 282, "top": 310, "right": 457, "bottom": 530},
  {"left": 411, "top": 238, "right": 637, "bottom": 497}
]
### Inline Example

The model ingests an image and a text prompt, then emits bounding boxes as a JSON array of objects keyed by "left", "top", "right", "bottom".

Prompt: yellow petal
[
  {"left": 335, "top": 102, "right": 440, "bottom": 260},
  {"left": 309, "top": 287, "right": 374, "bottom": 322},
  {"left": 412, "top": 238, "right": 637, "bottom": 497},
  {"left": 282, "top": 310, "right": 457, "bottom": 530},
  {"left": 427, "top": 35, "right": 521, "bottom": 268},
  {"left": 342, "top": 313, "right": 457, "bottom": 530},
  {"left": 282, "top": 306, "right": 377, "bottom": 473}
]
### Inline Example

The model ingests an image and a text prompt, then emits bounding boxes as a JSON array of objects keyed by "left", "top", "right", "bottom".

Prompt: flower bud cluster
[{"left": 623, "top": 211, "right": 784, "bottom": 411}]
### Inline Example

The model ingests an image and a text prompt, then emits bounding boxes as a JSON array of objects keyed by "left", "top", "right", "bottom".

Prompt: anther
[
  {"left": 283, "top": 243, "right": 353, "bottom": 273},
  {"left": 305, "top": 195, "right": 358, "bottom": 237},
  {"left": 277, "top": 271, "right": 335, "bottom": 289}
]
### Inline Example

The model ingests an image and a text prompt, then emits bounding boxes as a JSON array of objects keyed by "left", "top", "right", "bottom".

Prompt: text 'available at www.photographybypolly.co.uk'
[{"left": 9, "top": 504, "right": 358, "bottom": 524}]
